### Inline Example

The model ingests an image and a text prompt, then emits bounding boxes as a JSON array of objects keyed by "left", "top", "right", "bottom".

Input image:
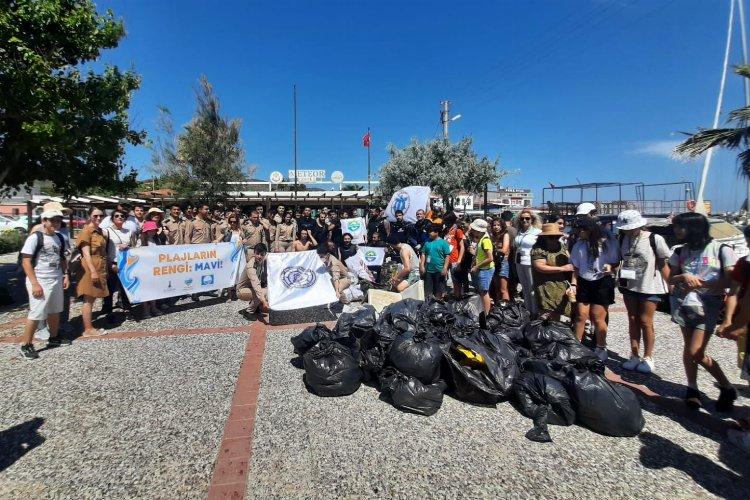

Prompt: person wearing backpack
[
  {"left": 617, "top": 210, "right": 671, "bottom": 375},
  {"left": 668, "top": 212, "right": 738, "bottom": 412},
  {"left": 18, "top": 208, "right": 72, "bottom": 360}
]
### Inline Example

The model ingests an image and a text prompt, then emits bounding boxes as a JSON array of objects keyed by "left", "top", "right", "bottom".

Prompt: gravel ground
[
  {"left": 247, "top": 314, "right": 750, "bottom": 499},
  {"left": 0, "top": 333, "right": 246, "bottom": 499}
]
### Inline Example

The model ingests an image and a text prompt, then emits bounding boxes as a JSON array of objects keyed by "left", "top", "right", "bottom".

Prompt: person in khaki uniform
[
  {"left": 163, "top": 205, "right": 185, "bottom": 245},
  {"left": 211, "top": 207, "right": 228, "bottom": 243},
  {"left": 317, "top": 245, "right": 351, "bottom": 300},
  {"left": 274, "top": 212, "right": 297, "bottom": 252},
  {"left": 183, "top": 204, "right": 214, "bottom": 244},
  {"left": 243, "top": 211, "right": 269, "bottom": 250},
  {"left": 236, "top": 243, "right": 269, "bottom": 321}
]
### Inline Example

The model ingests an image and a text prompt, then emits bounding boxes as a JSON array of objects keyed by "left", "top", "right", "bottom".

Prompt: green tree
[
  {"left": 153, "top": 76, "right": 250, "bottom": 203},
  {"left": 377, "top": 137, "right": 502, "bottom": 209},
  {"left": 342, "top": 183, "right": 364, "bottom": 190},
  {"left": 0, "top": 0, "right": 144, "bottom": 197},
  {"left": 675, "top": 65, "right": 750, "bottom": 177}
]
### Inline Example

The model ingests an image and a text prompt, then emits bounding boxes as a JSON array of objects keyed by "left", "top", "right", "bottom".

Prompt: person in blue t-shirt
[{"left": 420, "top": 223, "right": 451, "bottom": 299}]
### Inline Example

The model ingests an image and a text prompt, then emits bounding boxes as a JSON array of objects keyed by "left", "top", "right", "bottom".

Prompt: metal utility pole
[
  {"left": 367, "top": 127, "right": 371, "bottom": 195},
  {"left": 738, "top": 0, "right": 750, "bottom": 214},
  {"left": 440, "top": 100, "right": 450, "bottom": 141},
  {"left": 293, "top": 84, "right": 298, "bottom": 197}
]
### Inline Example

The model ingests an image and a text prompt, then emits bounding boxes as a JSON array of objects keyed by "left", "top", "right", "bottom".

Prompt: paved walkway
[{"left": 0, "top": 293, "right": 748, "bottom": 498}]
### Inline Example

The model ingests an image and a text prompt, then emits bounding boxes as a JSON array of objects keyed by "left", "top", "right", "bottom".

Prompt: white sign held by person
[
  {"left": 117, "top": 242, "right": 246, "bottom": 304},
  {"left": 385, "top": 186, "right": 431, "bottom": 223},
  {"left": 341, "top": 217, "right": 367, "bottom": 244},
  {"left": 357, "top": 246, "right": 386, "bottom": 266},
  {"left": 267, "top": 250, "right": 338, "bottom": 310}
]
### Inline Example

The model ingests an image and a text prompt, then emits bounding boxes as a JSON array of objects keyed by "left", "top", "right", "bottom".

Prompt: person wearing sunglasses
[
  {"left": 102, "top": 209, "right": 137, "bottom": 321},
  {"left": 77, "top": 207, "right": 110, "bottom": 337},
  {"left": 514, "top": 209, "right": 542, "bottom": 315}
]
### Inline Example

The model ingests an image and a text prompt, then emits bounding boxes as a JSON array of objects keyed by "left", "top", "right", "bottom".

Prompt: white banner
[
  {"left": 117, "top": 242, "right": 246, "bottom": 304},
  {"left": 385, "top": 186, "right": 431, "bottom": 223},
  {"left": 357, "top": 246, "right": 386, "bottom": 266},
  {"left": 267, "top": 250, "right": 338, "bottom": 311},
  {"left": 340, "top": 217, "right": 367, "bottom": 244}
]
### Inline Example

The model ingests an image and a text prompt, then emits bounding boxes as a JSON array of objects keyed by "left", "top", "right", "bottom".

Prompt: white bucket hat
[
  {"left": 41, "top": 210, "right": 65, "bottom": 220},
  {"left": 576, "top": 202, "right": 597, "bottom": 216},
  {"left": 617, "top": 210, "right": 647, "bottom": 231},
  {"left": 469, "top": 219, "right": 489, "bottom": 233}
]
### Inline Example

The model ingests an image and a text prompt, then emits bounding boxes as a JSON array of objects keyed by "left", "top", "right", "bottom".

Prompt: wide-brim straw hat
[
  {"left": 146, "top": 207, "right": 164, "bottom": 216},
  {"left": 538, "top": 223, "right": 563, "bottom": 237}
]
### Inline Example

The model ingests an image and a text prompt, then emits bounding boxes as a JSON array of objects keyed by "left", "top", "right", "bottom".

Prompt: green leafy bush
[{"left": 0, "top": 230, "right": 26, "bottom": 254}]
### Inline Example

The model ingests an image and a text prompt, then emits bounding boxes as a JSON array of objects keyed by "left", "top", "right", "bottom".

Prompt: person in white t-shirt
[
  {"left": 18, "top": 209, "right": 72, "bottom": 360},
  {"left": 513, "top": 209, "right": 542, "bottom": 315},
  {"left": 668, "top": 212, "right": 738, "bottom": 412},
  {"left": 102, "top": 209, "right": 137, "bottom": 321}
]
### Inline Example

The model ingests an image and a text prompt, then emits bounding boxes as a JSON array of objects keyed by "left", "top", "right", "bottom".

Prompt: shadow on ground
[{"left": 0, "top": 417, "right": 45, "bottom": 472}]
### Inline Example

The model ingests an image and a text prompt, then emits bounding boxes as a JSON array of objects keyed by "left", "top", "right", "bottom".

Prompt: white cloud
[{"left": 632, "top": 139, "right": 685, "bottom": 160}]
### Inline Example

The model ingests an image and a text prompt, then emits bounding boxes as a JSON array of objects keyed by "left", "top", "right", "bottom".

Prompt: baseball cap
[{"left": 576, "top": 202, "right": 597, "bottom": 216}]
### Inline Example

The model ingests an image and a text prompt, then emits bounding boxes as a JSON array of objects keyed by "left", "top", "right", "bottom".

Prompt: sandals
[{"left": 685, "top": 387, "right": 702, "bottom": 410}]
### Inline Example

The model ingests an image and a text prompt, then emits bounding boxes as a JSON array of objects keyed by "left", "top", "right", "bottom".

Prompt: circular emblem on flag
[
  {"left": 281, "top": 266, "right": 317, "bottom": 289},
  {"left": 364, "top": 250, "right": 377, "bottom": 262},
  {"left": 347, "top": 220, "right": 361, "bottom": 232},
  {"left": 392, "top": 190, "right": 411, "bottom": 214}
]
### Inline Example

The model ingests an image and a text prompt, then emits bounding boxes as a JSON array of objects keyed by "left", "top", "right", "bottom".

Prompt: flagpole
[{"left": 367, "top": 127, "right": 371, "bottom": 196}]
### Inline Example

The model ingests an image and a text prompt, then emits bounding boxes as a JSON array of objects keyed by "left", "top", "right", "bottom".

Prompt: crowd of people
[{"left": 14, "top": 198, "right": 750, "bottom": 430}]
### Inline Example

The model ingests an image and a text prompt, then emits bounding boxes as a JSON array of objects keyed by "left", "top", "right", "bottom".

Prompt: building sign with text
[{"left": 288, "top": 169, "right": 326, "bottom": 183}]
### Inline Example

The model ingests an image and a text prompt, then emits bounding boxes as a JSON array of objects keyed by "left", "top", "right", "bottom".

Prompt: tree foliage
[
  {"left": 675, "top": 65, "right": 750, "bottom": 178},
  {"left": 377, "top": 137, "right": 502, "bottom": 208},
  {"left": 153, "top": 76, "right": 250, "bottom": 203},
  {"left": 0, "top": 0, "right": 144, "bottom": 197}
]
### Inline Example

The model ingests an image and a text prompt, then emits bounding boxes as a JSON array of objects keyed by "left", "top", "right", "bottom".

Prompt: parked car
[{"left": 0, "top": 215, "right": 27, "bottom": 234}]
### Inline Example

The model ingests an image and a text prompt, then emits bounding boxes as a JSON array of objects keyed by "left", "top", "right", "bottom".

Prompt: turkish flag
[{"left": 362, "top": 131, "right": 371, "bottom": 148}]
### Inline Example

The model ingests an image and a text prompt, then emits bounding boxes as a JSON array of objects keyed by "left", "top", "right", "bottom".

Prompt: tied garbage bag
[
  {"left": 387, "top": 330, "right": 443, "bottom": 384},
  {"left": 379, "top": 367, "right": 447, "bottom": 416},
  {"left": 563, "top": 359, "right": 645, "bottom": 437},
  {"left": 303, "top": 339, "right": 362, "bottom": 397},
  {"left": 514, "top": 372, "right": 575, "bottom": 443},
  {"left": 487, "top": 301, "right": 530, "bottom": 330},
  {"left": 524, "top": 320, "right": 594, "bottom": 362},
  {"left": 388, "top": 299, "right": 423, "bottom": 333},
  {"left": 291, "top": 324, "right": 334, "bottom": 356},
  {"left": 442, "top": 334, "right": 519, "bottom": 404}
]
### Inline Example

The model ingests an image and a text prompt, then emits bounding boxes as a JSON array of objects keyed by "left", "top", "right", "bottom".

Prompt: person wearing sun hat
[
  {"left": 468, "top": 218, "right": 494, "bottom": 314},
  {"left": 134, "top": 220, "right": 165, "bottom": 319},
  {"left": 616, "top": 209, "right": 671, "bottom": 375},
  {"left": 530, "top": 222, "right": 574, "bottom": 321}
]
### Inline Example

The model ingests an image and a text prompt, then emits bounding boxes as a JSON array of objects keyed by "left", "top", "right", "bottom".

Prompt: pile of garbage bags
[{"left": 291, "top": 298, "right": 645, "bottom": 442}]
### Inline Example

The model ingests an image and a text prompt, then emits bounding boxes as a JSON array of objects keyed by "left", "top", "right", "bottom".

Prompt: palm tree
[{"left": 675, "top": 65, "right": 750, "bottom": 177}]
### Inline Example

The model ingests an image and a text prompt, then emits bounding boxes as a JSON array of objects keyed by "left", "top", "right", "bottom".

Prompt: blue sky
[{"left": 98, "top": 0, "right": 747, "bottom": 210}]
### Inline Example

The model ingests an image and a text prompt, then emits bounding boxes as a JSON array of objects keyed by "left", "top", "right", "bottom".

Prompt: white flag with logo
[
  {"left": 357, "top": 246, "right": 386, "bottom": 266},
  {"left": 340, "top": 217, "right": 367, "bottom": 244},
  {"left": 385, "top": 186, "right": 431, "bottom": 223},
  {"left": 267, "top": 250, "right": 338, "bottom": 310}
]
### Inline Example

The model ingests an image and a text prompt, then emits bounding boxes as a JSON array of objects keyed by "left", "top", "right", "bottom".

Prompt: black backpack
[{"left": 17, "top": 231, "right": 66, "bottom": 272}]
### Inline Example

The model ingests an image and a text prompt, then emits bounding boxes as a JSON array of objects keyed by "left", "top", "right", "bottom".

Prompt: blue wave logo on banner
[
  {"left": 393, "top": 190, "right": 410, "bottom": 213},
  {"left": 118, "top": 250, "right": 140, "bottom": 293},
  {"left": 230, "top": 242, "right": 243, "bottom": 262},
  {"left": 281, "top": 266, "right": 317, "bottom": 289}
]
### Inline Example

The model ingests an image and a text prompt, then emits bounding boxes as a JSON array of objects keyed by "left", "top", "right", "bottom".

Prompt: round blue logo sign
[
  {"left": 347, "top": 220, "right": 361, "bottom": 232},
  {"left": 364, "top": 250, "right": 377, "bottom": 262},
  {"left": 392, "top": 190, "right": 411, "bottom": 214},
  {"left": 281, "top": 266, "right": 317, "bottom": 289}
]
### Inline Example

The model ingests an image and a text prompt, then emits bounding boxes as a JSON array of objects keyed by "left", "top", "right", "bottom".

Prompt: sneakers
[
  {"left": 636, "top": 357, "right": 655, "bottom": 374},
  {"left": 594, "top": 346, "right": 608, "bottom": 362},
  {"left": 34, "top": 326, "right": 50, "bottom": 341},
  {"left": 48, "top": 336, "right": 72, "bottom": 347},
  {"left": 716, "top": 386, "right": 738, "bottom": 413},
  {"left": 20, "top": 344, "right": 39, "bottom": 360},
  {"left": 623, "top": 355, "right": 641, "bottom": 371},
  {"left": 81, "top": 328, "right": 107, "bottom": 338}
]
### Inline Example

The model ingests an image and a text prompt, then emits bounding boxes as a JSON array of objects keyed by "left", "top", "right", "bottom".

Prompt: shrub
[{"left": 0, "top": 229, "right": 26, "bottom": 254}]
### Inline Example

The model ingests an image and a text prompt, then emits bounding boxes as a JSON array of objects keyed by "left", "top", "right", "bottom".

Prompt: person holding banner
[
  {"left": 103, "top": 209, "right": 137, "bottom": 321},
  {"left": 293, "top": 229, "right": 318, "bottom": 252},
  {"left": 77, "top": 208, "right": 110, "bottom": 337},
  {"left": 134, "top": 221, "right": 167, "bottom": 319},
  {"left": 237, "top": 243, "right": 269, "bottom": 321},
  {"left": 339, "top": 233, "right": 358, "bottom": 262},
  {"left": 385, "top": 235, "right": 420, "bottom": 292},
  {"left": 317, "top": 246, "right": 351, "bottom": 300},
  {"left": 273, "top": 212, "right": 297, "bottom": 252}
]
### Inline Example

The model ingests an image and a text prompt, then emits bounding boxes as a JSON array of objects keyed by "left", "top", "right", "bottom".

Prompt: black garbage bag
[
  {"left": 291, "top": 323, "right": 333, "bottom": 356},
  {"left": 441, "top": 334, "right": 519, "bottom": 404},
  {"left": 447, "top": 295, "right": 482, "bottom": 326},
  {"left": 387, "top": 330, "right": 443, "bottom": 384},
  {"left": 524, "top": 320, "right": 594, "bottom": 362},
  {"left": 514, "top": 372, "right": 575, "bottom": 443},
  {"left": 563, "top": 359, "right": 645, "bottom": 437},
  {"left": 488, "top": 326, "right": 526, "bottom": 348},
  {"left": 487, "top": 301, "right": 530, "bottom": 330},
  {"left": 350, "top": 304, "right": 377, "bottom": 336},
  {"left": 379, "top": 367, "right": 447, "bottom": 416},
  {"left": 303, "top": 339, "right": 362, "bottom": 397},
  {"left": 423, "top": 299, "right": 456, "bottom": 327},
  {"left": 388, "top": 298, "right": 424, "bottom": 333}
]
